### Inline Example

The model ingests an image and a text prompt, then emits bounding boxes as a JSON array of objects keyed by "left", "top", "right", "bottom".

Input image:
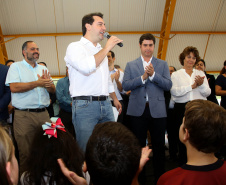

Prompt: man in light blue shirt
[{"left": 5, "top": 41, "right": 55, "bottom": 174}]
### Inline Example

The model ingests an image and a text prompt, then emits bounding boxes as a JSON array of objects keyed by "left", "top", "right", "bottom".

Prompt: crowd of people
[{"left": 1, "top": 12, "right": 226, "bottom": 185}]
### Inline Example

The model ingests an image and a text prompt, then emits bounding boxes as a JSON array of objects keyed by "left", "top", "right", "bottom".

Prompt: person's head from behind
[
  {"left": 195, "top": 59, "right": 206, "bottom": 72},
  {"left": 114, "top": 64, "right": 124, "bottom": 72},
  {"left": 114, "top": 64, "right": 120, "bottom": 69},
  {"left": 180, "top": 100, "right": 226, "bottom": 153},
  {"left": 139, "top": 33, "right": 156, "bottom": 59},
  {"left": 85, "top": 122, "right": 141, "bottom": 185},
  {"left": 0, "top": 126, "right": 18, "bottom": 185},
  {"left": 38, "top": 62, "right": 47, "bottom": 67},
  {"left": 5, "top": 60, "right": 15, "bottom": 67},
  {"left": 23, "top": 121, "right": 84, "bottom": 184},
  {"left": 179, "top": 46, "right": 200, "bottom": 67}
]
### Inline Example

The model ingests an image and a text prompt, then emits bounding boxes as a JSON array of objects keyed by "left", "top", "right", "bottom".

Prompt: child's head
[
  {"left": 181, "top": 100, "right": 226, "bottom": 153},
  {"left": 0, "top": 126, "right": 18, "bottom": 185},
  {"left": 85, "top": 122, "right": 141, "bottom": 185},
  {"left": 23, "top": 120, "right": 84, "bottom": 184}
]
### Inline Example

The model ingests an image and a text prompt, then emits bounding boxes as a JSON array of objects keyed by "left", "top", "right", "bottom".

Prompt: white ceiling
[{"left": 1, "top": 0, "right": 226, "bottom": 75}]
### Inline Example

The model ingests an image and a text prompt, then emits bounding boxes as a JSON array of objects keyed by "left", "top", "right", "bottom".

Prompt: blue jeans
[{"left": 72, "top": 98, "right": 114, "bottom": 152}]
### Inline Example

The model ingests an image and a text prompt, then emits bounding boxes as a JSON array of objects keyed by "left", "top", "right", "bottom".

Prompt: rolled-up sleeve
[
  {"left": 198, "top": 76, "right": 211, "bottom": 97},
  {"left": 64, "top": 43, "right": 96, "bottom": 75},
  {"left": 170, "top": 72, "right": 192, "bottom": 97},
  {"left": 5, "top": 63, "right": 21, "bottom": 85}
]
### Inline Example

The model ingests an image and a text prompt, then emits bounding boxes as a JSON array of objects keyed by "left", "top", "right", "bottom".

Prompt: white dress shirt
[
  {"left": 109, "top": 68, "right": 124, "bottom": 101},
  {"left": 170, "top": 68, "right": 211, "bottom": 103},
  {"left": 141, "top": 56, "right": 155, "bottom": 102},
  {"left": 64, "top": 37, "right": 114, "bottom": 97}
]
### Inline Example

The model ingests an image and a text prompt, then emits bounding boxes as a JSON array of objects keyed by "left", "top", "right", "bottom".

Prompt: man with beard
[{"left": 5, "top": 41, "right": 55, "bottom": 174}]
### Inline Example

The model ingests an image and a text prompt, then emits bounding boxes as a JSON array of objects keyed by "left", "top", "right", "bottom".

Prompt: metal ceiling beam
[
  {"left": 0, "top": 25, "right": 8, "bottom": 65},
  {"left": 157, "top": 0, "right": 176, "bottom": 60},
  {"left": 3, "top": 31, "right": 226, "bottom": 39}
]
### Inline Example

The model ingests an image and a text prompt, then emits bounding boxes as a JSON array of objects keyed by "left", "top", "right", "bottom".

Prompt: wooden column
[
  {"left": 0, "top": 25, "right": 8, "bottom": 65},
  {"left": 157, "top": 0, "right": 176, "bottom": 60}
]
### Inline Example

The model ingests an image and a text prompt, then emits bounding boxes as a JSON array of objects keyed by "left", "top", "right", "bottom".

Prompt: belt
[
  {"left": 73, "top": 96, "right": 108, "bottom": 101},
  {"left": 15, "top": 108, "right": 46, "bottom": 112}
]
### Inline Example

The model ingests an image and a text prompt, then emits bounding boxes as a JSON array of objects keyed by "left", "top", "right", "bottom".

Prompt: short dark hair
[
  {"left": 23, "top": 126, "right": 84, "bottom": 184},
  {"left": 220, "top": 60, "right": 226, "bottom": 75},
  {"left": 184, "top": 100, "right": 226, "bottom": 153},
  {"left": 5, "top": 60, "right": 15, "bottom": 66},
  {"left": 82, "top": 12, "right": 103, "bottom": 36},
  {"left": 169, "top": 66, "right": 177, "bottom": 71},
  {"left": 139, "top": 33, "right": 156, "bottom": 45},
  {"left": 85, "top": 122, "right": 141, "bottom": 185},
  {"left": 22, "top": 41, "right": 34, "bottom": 57},
  {"left": 109, "top": 50, "right": 115, "bottom": 58},
  {"left": 38, "top": 62, "right": 47, "bottom": 67},
  {"left": 179, "top": 46, "right": 200, "bottom": 66},
  {"left": 114, "top": 64, "right": 121, "bottom": 69},
  {"left": 195, "top": 59, "right": 206, "bottom": 67}
]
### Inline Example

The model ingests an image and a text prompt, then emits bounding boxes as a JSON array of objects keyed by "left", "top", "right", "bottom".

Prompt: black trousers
[
  {"left": 166, "top": 108, "right": 178, "bottom": 158},
  {"left": 59, "top": 109, "right": 75, "bottom": 138},
  {"left": 174, "top": 102, "right": 188, "bottom": 166},
  {"left": 129, "top": 105, "right": 166, "bottom": 183}
]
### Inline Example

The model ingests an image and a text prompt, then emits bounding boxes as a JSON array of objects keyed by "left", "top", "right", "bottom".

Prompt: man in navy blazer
[
  {"left": 0, "top": 64, "right": 11, "bottom": 125},
  {"left": 122, "top": 33, "right": 172, "bottom": 184}
]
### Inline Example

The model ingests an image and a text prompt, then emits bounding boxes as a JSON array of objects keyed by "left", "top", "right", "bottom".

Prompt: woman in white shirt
[{"left": 170, "top": 46, "right": 211, "bottom": 166}]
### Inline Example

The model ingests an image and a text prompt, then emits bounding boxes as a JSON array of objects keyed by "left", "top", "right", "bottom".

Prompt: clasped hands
[
  {"left": 142, "top": 63, "right": 154, "bottom": 81},
  {"left": 111, "top": 71, "right": 120, "bottom": 82},
  {"left": 192, "top": 75, "right": 205, "bottom": 89},
  {"left": 37, "top": 69, "right": 53, "bottom": 88}
]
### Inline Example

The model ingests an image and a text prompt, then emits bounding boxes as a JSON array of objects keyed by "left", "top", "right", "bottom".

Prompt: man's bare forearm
[
  {"left": 10, "top": 82, "right": 38, "bottom": 93},
  {"left": 115, "top": 80, "right": 123, "bottom": 92},
  {"left": 94, "top": 47, "right": 109, "bottom": 67},
  {"left": 46, "top": 84, "right": 56, "bottom": 93},
  {"left": 109, "top": 92, "right": 117, "bottom": 101}
]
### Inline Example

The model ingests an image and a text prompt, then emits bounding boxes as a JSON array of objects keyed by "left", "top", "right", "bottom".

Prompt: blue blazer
[
  {"left": 122, "top": 57, "right": 172, "bottom": 118},
  {"left": 0, "top": 64, "right": 11, "bottom": 120}
]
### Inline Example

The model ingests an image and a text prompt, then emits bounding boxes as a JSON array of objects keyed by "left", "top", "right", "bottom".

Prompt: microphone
[{"left": 104, "top": 32, "right": 123, "bottom": 47}]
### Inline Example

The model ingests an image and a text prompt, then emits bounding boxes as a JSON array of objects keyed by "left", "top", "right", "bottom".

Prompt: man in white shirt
[
  {"left": 108, "top": 51, "right": 124, "bottom": 124},
  {"left": 64, "top": 12, "right": 122, "bottom": 151}
]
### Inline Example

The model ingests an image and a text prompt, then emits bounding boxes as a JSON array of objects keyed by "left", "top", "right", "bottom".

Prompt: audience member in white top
[
  {"left": 170, "top": 46, "right": 211, "bottom": 166},
  {"left": 108, "top": 51, "right": 125, "bottom": 124}
]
